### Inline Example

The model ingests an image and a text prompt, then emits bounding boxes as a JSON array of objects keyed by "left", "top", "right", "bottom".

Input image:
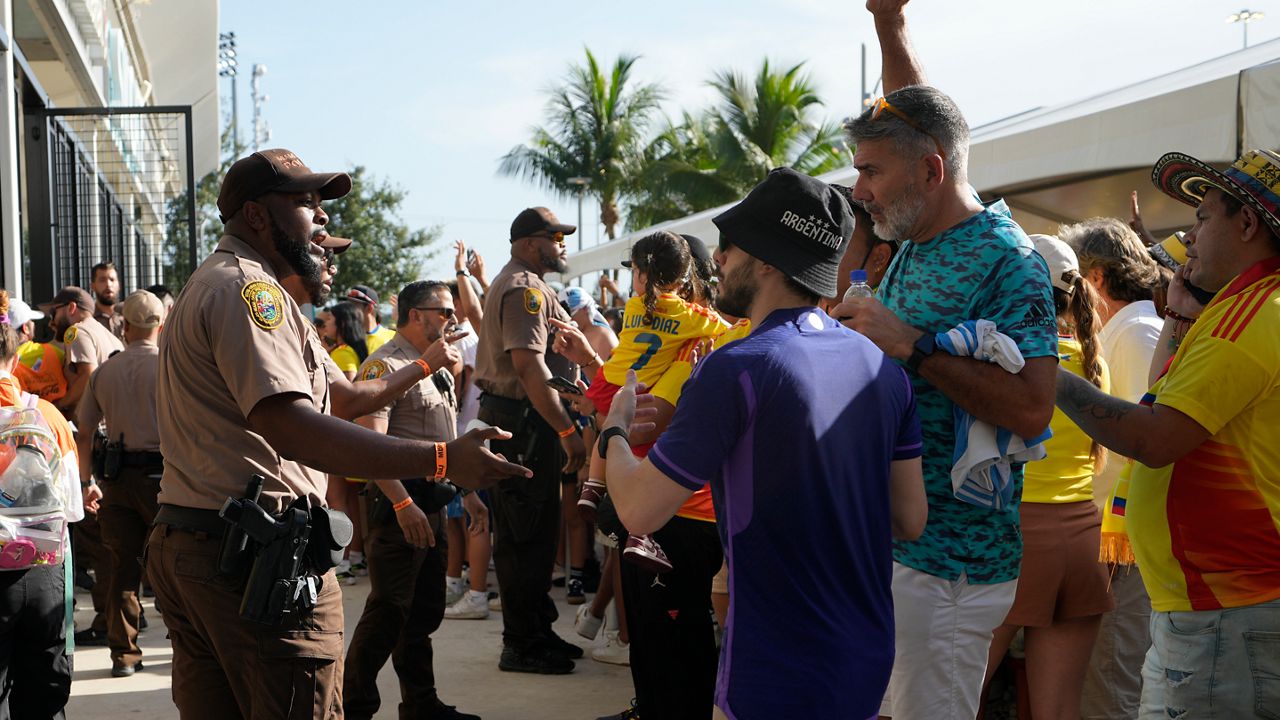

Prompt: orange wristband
[
  {"left": 414, "top": 359, "right": 431, "bottom": 377},
  {"left": 433, "top": 442, "right": 447, "bottom": 480},
  {"left": 392, "top": 497, "right": 414, "bottom": 512},
  {"left": 558, "top": 426, "right": 577, "bottom": 439}
]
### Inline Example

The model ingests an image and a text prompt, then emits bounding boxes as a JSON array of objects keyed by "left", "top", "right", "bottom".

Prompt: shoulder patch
[
  {"left": 63, "top": 326, "right": 78, "bottom": 344},
  {"left": 359, "top": 359, "right": 389, "bottom": 381},
  {"left": 523, "top": 287, "right": 544, "bottom": 315},
  {"left": 241, "top": 281, "right": 286, "bottom": 330}
]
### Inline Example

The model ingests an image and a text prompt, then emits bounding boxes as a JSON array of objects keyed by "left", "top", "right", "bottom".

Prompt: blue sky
[{"left": 220, "top": 1, "right": 1279, "bottom": 281}]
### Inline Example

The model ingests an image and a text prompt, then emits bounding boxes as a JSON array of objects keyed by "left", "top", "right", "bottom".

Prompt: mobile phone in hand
[{"left": 546, "top": 377, "right": 583, "bottom": 395}]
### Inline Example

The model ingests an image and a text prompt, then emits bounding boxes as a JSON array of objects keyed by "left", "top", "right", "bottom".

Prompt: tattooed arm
[{"left": 1055, "top": 367, "right": 1210, "bottom": 468}]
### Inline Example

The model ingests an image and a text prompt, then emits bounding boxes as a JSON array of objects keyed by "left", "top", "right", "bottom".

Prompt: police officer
[
  {"left": 474, "top": 207, "right": 587, "bottom": 674},
  {"left": 148, "top": 148, "right": 529, "bottom": 719},
  {"left": 344, "top": 280, "right": 483, "bottom": 720},
  {"left": 76, "top": 290, "right": 166, "bottom": 677},
  {"left": 90, "top": 261, "right": 126, "bottom": 340},
  {"left": 41, "top": 284, "right": 122, "bottom": 646}
]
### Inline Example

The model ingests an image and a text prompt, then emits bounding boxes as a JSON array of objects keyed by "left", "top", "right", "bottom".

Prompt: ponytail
[
  {"left": 1064, "top": 273, "right": 1106, "bottom": 463},
  {"left": 629, "top": 231, "right": 693, "bottom": 328}
]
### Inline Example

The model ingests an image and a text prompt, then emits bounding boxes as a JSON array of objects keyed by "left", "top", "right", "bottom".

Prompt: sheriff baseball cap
[
  {"left": 217, "top": 148, "right": 352, "bottom": 223},
  {"left": 318, "top": 235, "right": 352, "bottom": 254},
  {"left": 37, "top": 286, "right": 95, "bottom": 313},
  {"left": 712, "top": 167, "right": 854, "bottom": 298},
  {"left": 121, "top": 290, "right": 165, "bottom": 329},
  {"left": 510, "top": 207, "right": 576, "bottom": 242}
]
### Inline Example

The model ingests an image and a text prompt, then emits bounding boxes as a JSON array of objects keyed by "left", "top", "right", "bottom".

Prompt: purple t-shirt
[{"left": 650, "top": 307, "right": 922, "bottom": 719}]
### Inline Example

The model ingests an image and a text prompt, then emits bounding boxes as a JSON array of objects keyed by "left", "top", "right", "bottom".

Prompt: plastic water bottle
[
  {"left": 0, "top": 445, "right": 56, "bottom": 510},
  {"left": 843, "top": 269, "right": 874, "bottom": 301}
]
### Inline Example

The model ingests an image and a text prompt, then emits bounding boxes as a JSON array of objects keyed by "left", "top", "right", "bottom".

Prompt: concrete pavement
[{"left": 68, "top": 577, "right": 634, "bottom": 719}]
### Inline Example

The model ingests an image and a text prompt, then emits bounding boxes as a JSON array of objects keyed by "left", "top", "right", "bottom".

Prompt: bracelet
[
  {"left": 414, "top": 358, "right": 432, "bottom": 377},
  {"left": 434, "top": 442, "right": 447, "bottom": 480},
  {"left": 1163, "top": 306, "right": 1197, "bottom": 324},
  {"left": 558, "top": 425, "right": 577, "bottom": 439},
  {"left": 393, "top": 497, "right": 414, "bottom": 512},
  {"left": 456, "top": 269, "right": 470, "bottom": 277}
]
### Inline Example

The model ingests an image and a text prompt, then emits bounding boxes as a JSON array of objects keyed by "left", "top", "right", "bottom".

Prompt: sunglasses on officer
[
  {"left": 413, "top": 306, "right": 456, "bottom": 320},
  {"left": 531, "top": 231, "right": 566, "bottom": 246},
  {"left": 867, "top": 96, "right": 947, "bottom": 160}
]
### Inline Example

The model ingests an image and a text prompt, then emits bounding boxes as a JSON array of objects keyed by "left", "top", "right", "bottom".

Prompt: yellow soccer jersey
[
  {"left": 1127, "top": 258, "right": 1280, "bottom": 612},
  {"left": 603, "top": 294, "right": 728, "bottom": 388},
  {"left": 650, "top": 319, "right": 752, "bottom": 407},
  {"left": 329, "top": 344, "right": 361, "bottom": 374},
  {"left": 1023, "top": 335, "right": 1109, "bottom": 504},
  {"left": 367, "top": 325, "right": 396, "bottom": 354}
]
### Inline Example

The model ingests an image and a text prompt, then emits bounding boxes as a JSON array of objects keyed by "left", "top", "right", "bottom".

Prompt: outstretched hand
[
  {"left": 447, "top": 426, "right": 532, "bottom": 490},
  {"left": 550, "top": 318, "right": 597, "bottom": 366},
  {"left": 866, "top": 0, "right": 910, "bottom": 19},
  {"left": 603, "top": 370, "right": 659, "bottom": 437},
  {"left": 1129, "top": 191, "right": 1158, "bottom": 246}
]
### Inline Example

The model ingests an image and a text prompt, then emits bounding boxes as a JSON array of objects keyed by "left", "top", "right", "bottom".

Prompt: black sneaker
[
  {"left": 425, "top": 697, "right": 481, "bottom": 720},
  {"left": 74, "top": 627, "right": 108, "bottom": 647},
  {"left": 111, "top": 661, "right": 143, "bottom": 678},
  {"left": 545, "top": 633, "right": 584, "bottom": 659},
  {"left": 498, "top": 646, "right": 574, "bottom": 675},
  {"left": 566, "top": 578, "right": 586, "bottom": 605},
  {"left": 597, "top": 699, "right": 640, "bottom": 720}
]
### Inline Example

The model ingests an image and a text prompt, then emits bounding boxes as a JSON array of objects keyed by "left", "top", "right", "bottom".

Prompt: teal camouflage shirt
[{"left": 878, "top": 199, "right": 1056, "bottom": 584}]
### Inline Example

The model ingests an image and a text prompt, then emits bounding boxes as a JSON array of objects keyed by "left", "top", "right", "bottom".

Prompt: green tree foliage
[
  {"left": 499, "top": 49, "right": 664, "bottom": 240},
  {"left": 322, "top": 166, "right": 442, "bottom": 303},
  {"left": 627, "top": 61, "right": 847, "bottom": 230},
  {"left": 164, "top": 130, "right": 237, "bottom": 288}
]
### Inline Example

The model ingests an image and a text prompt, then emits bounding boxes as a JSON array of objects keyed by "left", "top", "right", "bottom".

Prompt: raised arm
[{"left": 867, "top": 0, "right": 927, "bottom": 94}]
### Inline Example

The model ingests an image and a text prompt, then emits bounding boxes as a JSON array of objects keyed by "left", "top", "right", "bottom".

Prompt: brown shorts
[{"left": 1004, "top": 500, "right": 1115, "bottom": 627}]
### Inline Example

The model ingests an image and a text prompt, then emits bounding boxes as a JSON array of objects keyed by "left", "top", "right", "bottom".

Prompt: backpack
[{"left": 0, "top": 393, "right": 70, "bottom": 570}]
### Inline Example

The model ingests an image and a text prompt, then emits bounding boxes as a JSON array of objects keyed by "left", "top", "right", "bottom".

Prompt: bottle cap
[{"left": 850, "top": 269, "right": 868, "bottom": 284}]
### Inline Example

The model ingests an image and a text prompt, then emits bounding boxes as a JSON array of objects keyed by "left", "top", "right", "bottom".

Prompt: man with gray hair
[{"left": 835, "top": 2, "right": 1057, "bottom": 717}]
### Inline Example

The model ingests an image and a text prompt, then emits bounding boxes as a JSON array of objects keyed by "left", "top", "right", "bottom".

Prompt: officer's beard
[
  {"left": 267, "top": 212, "right": 327, "bottom": 305},
  {"left": 538, "top": 245, "right": 569, "bottom": 275},
  {"left": 715, "top": 259, "right": 757, "bottom": 319}
]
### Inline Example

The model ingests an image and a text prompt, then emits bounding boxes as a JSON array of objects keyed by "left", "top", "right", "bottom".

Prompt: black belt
[
  {"left": 155, "top": 504, "right": 226, "bottom": 536},
  {"left": 479, "top": 392, "right": 529, "bottom": 416},
  {"left": 122, "top": 450, "right": 163, "bottom": 468}
]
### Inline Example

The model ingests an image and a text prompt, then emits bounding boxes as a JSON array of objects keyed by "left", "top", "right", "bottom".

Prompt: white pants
[{"left": 880, "top": 562, "right": 1018, "bottom": 719}]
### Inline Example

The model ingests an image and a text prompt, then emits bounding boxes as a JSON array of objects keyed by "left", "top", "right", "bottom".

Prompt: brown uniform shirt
[
  {"left": 357, "top": 333, "right": 457, "bottom": 444},
  {"left": 156, "top": 234, "right": 333, "bottom": 512},
  {"left": 473, "top": 256, "right": 574, "bottom": 400},
  {"left": 64, "top": 315, "right": 124, "bottom": 368},
  {"left": 77, "top": 341, "right": 160, "bottom": 451},
  {"left": 95, "top": 309, "right": 126, "bottom": 341}
]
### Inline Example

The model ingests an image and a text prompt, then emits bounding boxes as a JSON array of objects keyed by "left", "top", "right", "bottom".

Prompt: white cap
[
  {"left": 8, "top": 298, "right": 43, "bottom": 328},
  {"left": 1030, "top": 234, "right": 1080, "bottom": 294}
]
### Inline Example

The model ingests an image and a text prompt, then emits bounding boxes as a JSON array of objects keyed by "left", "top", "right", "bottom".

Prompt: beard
[
  {"left": 539, "top": 245, "right": 569, "bottom": 275},
  {"left": 268, "top": 212, "right": 327, "bottom": 305},
  {"left": 97, "top": 291, "right": 117, "bottom": 307},
  {"left": 867, "top": 182, "right": 926, "bottom": 242},
  {"left": 715, "top": 260, "right": 757, "bottom": 319}
]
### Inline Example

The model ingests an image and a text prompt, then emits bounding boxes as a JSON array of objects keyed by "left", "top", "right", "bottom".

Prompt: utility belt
[
  {"left": 157, "top": 475, "right": 353, "bottom": 627},
  {"left": 91, "top": 431, "right": 162, "bottom": 482}
]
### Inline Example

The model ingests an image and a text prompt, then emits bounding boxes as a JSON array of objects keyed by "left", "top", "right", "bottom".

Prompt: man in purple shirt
[{"left": 600, "top": 167, "right": 928, "bottom": 720}]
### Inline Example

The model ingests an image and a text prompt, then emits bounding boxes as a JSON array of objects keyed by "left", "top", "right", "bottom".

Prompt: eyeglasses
[
  {"left": 414, "top": 306, "right": 456, "bottom": 320},
  {"left": 532, "top": 231, "right": 566, "bottom": 246},
  {"left": 867, "top": 97, "right": 947, "bottom": 161}
]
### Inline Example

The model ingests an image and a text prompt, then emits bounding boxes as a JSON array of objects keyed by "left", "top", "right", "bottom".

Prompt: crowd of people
[{"left": 0, "top": 1, "right": 1277, "bottom": 719}]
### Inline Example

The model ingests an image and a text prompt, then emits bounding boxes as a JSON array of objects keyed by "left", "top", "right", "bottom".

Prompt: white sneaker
[
  {"left": 575, "top": 604, "right": 603, "bottom": 640},
  {"left": 591, "top": 631, "right": 630, "bottom": 666},
  {"left": 444, "top": 590, "right": 490, "bottom": 620}
]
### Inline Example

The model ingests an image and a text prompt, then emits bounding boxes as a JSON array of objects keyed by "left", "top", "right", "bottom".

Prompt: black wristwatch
[
  {"left": 905, "top": 333, "right": 936, "bottom": 373},
  {"left": 597, "top": 426, "right": 629, "bottom": 459},
  {"left": 456, "top": 269, "right": 471, "bottom": 278}
]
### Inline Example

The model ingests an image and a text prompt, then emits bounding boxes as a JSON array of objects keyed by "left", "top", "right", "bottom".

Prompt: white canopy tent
[{"left": 561, "top": 39, "right": 1280, "bottom": 285}]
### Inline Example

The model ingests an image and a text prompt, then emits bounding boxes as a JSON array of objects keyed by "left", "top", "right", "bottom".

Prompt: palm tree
[
  {"left": 626, "top": 60, "right": 847, "bottom": 230},
  {"left": 499, "top": 49, "right": 664, "bottom": 240}
]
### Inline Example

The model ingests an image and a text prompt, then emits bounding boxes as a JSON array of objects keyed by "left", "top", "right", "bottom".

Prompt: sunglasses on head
[{"left": 867, "top": 97, "right": 947, "bottom": 160}]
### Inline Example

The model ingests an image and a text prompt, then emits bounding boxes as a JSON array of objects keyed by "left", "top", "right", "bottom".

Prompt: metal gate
[{"left": 24, "top": 105, "right": 196, "bottom": 302}]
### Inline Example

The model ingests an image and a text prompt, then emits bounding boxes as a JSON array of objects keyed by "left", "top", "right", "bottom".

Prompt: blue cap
[{"left": 849, "top": 269, "right": 868, "bottom": 284}]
